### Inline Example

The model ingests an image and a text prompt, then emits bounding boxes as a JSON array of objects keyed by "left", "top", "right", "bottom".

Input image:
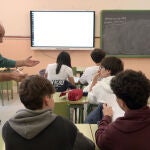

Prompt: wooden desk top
[
  {"left": 53, "top": 92, "right": 88, "bottom": 105},
  {"left": 0, "top": 136, "right": 5, "bottom": 150},
  {"left": 90, "top": 124, "right": 99, "bottom": 150},
  {"left": 90, "top": 124, "right": 98, "bottom": 142},
  {"left": 53, "top": 92, "right": 67, "bottom": 103},
  {"left": 76, "top": 124, "right": 93, "bottom": 142},
  {"left": 76, "top": 124, "right": 100, "bottom": 150}
]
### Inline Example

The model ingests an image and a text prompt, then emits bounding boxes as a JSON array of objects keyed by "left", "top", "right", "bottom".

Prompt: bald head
[{"left": 0, "top": 24, "right": 5, "bottom": 43}]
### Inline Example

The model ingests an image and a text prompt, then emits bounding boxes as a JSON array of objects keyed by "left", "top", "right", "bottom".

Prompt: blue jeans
[{"left": 84, "top": 103, "right": 103, "bottom": 124}]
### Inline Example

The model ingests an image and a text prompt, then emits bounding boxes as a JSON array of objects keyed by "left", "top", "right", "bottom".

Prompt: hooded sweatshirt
[
  {"left": 2, "top": 109, "right": 95, "bottom": 150},
  {"left": 88, "top": 76, "right": 124, "bottom": 121},
  {"left": 96, "top": 106, "right": 150, "bottom": 150}
]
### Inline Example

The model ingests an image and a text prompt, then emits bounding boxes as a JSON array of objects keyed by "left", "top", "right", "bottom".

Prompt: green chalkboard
[{"left": 100, "top": 10, "right": 150, "bottom": 57}]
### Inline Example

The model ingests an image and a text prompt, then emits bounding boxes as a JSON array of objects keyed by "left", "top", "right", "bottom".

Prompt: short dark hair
[
  {"left": 19, "top": 75, "right": 55, "bottom": 110},
  {"left": 90, "top": 48, "right": 106, "bottom": 63},
  {"left": 111, "top": 70, "right": 150, "bottom": 109},
  {"left": 101, "top": 56, "right": 124, "bottom": 75},
  {"left": 56, "top": 51, "right": 71, "bottom": 74}
]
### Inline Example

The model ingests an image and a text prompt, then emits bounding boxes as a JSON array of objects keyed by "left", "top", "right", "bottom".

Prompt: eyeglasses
[{"left": 99, "top": 65, "right": 105, "bottom": 70}]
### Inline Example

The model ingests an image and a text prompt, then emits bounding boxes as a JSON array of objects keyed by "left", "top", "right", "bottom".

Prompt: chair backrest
[
  {"left": 52, "top": 80, "right": 76, "bottom": 92},
  {"left": 39, "top": 69, "right": 46, "bottom": 77}
]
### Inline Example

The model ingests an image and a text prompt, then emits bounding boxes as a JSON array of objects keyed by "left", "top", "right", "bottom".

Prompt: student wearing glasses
[{"left": 85, "top": 56, "right": 124, "bottom": 123}]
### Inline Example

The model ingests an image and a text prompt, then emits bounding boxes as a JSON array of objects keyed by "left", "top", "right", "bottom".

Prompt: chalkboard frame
[{"left": 100, "top": 10, "right": 150, "bottom": 58}]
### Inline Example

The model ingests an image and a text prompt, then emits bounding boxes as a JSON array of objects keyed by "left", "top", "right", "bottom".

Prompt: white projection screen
[{"left": 30, "top": 11, "right": 95, "bottom": 50}]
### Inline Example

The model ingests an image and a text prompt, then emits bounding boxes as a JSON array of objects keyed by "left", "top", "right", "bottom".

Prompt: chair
[
  {"left": 0, "top": 81, "right": 13, "bottom": 105},
  {"left": 72, "top": 67, "right": 77, "bottom": 76},
  {"left": 53, "top": 102, "right": 69, "bottom": 119},
  {"left": 39, "top": 69, "right": 46, "bottom": 77}
]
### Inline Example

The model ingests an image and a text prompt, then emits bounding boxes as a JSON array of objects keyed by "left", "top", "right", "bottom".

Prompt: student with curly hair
[{"left": 96, "top": 70, "right": 150, "bottom": 150}]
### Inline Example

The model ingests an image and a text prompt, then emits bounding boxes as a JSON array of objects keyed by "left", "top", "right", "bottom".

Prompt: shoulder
[
  {"left": 61, "top": 64, "right": 72, "bottom": 70},
  {"left": 84, "top": 66, "right": 99, "bottom": 72},
  {"left": 47, "top": 63, "right": 56, "bottom": 67},
  {"left": 54, "top": 116, "right": 77, "bottom": 131},
  {"left": 2, "top": 121, "right": 12, "bottom": 138}
]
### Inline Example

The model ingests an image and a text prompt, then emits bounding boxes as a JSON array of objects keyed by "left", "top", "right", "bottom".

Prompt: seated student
[
  {"left": 96, "top": 70, "right": 150, "bottom": 150},
  {"left": 45, "top": 51, "right": 75, "bottom": 91},
  {"left": 85, "top": 57, "right": 124, "bottom": 123},
  {"left": 79, "top": 48, "right": 106, "bottom": 85},
  {"left": 2, "top": 75, "right": 95, "bottom": 150}
]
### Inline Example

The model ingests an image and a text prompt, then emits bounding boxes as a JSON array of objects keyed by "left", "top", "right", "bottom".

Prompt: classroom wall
[{"left": 0, "top": 0, "right": 150, "bottom": 78}]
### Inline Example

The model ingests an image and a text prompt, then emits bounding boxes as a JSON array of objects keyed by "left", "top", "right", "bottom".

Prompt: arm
[
  {"left": 95, "top": 104, "right": 113, "bottom": 149},
  {"left": 89, "top": 71, "right": 101, "bottom": 91},
  {"left": 87, "top": 91, "right": 98, "bottom": 104},
  {"left": 89, "top": 69, "right": 111, "bottom": 91},
  {"left": 0, "top": 71, "right": 27, "bottom": 82},
  {"left": 0, "top": 54, "right": 16, "bottom": 68},
  {"left": 15, "top": 56, "right": 40, "bottom": 67},
  {"left": 0, "top": 54, "right": 39, "bottom": 68},
  {"left": 79, "top": 69, "right": 88, "bottom": 84},
  {"left": 68, "top": 76, "right": 75, "bottom": 86}
]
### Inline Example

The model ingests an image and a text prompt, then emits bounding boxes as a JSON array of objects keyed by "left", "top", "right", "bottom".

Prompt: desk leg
[
  {"left": 74, "top": 108, "right": 78, "bottom": 123},
  {"left": 79, "top": 106, "right": 84, "bottom": 123}
]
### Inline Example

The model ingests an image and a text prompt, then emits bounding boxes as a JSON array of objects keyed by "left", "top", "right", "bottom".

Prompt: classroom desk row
[
  {"left": 0, "top": 136, "right": 5, "bottom": 150},
  {"left": 53, "top": 92, "right": 88, "bottom": 123},
  {"left": 76, "top": 124, "right": 99, "bottom": 150}
]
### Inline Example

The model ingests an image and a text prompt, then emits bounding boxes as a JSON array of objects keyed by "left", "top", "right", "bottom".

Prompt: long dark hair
[{"left": 56, "top": 51, "right": 72, "bottom": 74}]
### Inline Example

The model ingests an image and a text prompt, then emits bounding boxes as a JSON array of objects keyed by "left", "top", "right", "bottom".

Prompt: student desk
[
  {"left": 0, "top": 136, "right": 5, "bottom": 150},
  {"left": 53, "top": 92, "right": 88, "bottom": 123},
  {"left": 76, "top": 124, "right": 100, "bottom": 150},
  {"left": 76, "top": 124, "right": 93, "bottom": 141},
  {"left": 90, "top": 124, "right": 98, "bottom": 142},
  {"left": 53, "top": 93, "right": 69, "bottom": 119},
  {"left": 67, "top": 96, "right": 88, "bottom": 123}
]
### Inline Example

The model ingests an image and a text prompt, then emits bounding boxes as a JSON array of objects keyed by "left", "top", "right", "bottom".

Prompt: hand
[
  {"left": 11, "top": 71, "right": 27, "bottom": 82},
  {"left": 89, "top": 71, "right": 101, "bottom": 91},
  {"left": 102, "top": 103, "right": 113, "bottom": 117},
  {"left": 92, "top": 70, "right": 101, "bottom": 82},
  {"left": 23, "top": 56, "right": 40, "bottom": 67}
]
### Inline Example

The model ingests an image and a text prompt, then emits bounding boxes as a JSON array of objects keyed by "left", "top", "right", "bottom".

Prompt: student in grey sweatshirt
[{"left": 2, "top": 75, "right": 95, "bottom": 150}]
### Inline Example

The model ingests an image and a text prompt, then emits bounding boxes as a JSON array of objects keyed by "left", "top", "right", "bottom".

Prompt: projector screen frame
[{"left": 30, "top": 10, "right": 95, "bottom": 50}]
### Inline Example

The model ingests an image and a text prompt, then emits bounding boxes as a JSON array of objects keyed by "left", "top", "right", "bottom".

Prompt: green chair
[
  {"left": 53, "top": 102, "right": 69, "bottom": 119},
  {"left": 0, "top": 136, "right": 5, "bottom": 150},
  {"left": 72, "top": 67, "right": 77, "bottom": 76},
  {"left": 0, "top": 81, "right": 13, "bottom": 105}
]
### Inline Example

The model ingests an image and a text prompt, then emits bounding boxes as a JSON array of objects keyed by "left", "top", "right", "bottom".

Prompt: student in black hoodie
[
  {"left": 2, "top": 75, "right": 95, "bottom": 150},
  {"left": 96, "top": 69, "right": 150, "bottom": 150}
]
